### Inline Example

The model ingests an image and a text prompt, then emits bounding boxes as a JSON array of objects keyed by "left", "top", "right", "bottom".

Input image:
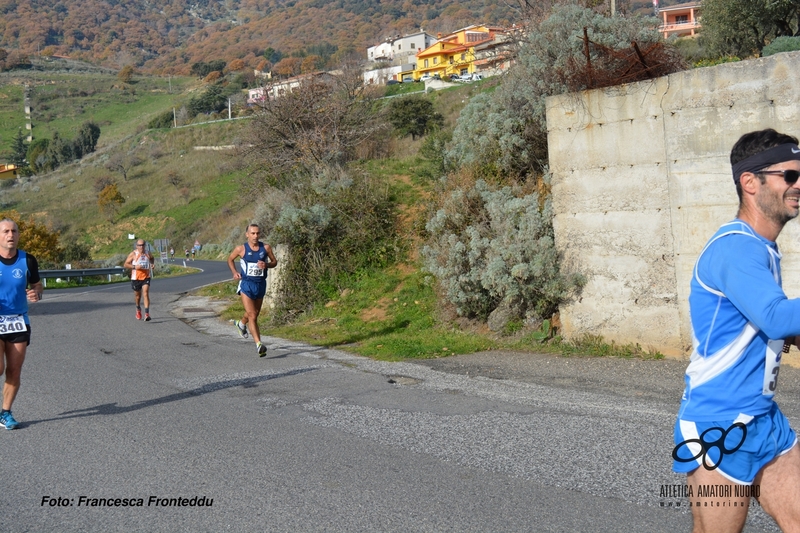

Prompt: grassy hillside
[
  {"left": 0, "top": 65, "right": 251, "bottom": 255},
  {"left": 0, "top": 68, "right": 664, "bottom": 360},
  {"left": 0, "top": 64, "right": 196, "bottom": 153}
]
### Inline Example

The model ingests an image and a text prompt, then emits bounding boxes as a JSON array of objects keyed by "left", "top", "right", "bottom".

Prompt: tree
[
  {"left": 43, "top": 132, "right": 73, "bottom": 171},
  {"left": 9, "top": 130, "right": 28, "bottom": 168},
  {"left": 263, "top": 47, "right": 283, "bottom": 64},
  {"left": 93, "top": 176, "right": 115, "bottom": 193},
  {"left": 0, "top": 210, "right": 63, "bottom": 264},
  {"left": 97, "top": 184, "right": 125, "bottom": 221},
  {"left": 165, "top": 170, "right": 182, "bottom": 188},
  {"left": 105, "top": 153, "right": 141, "bottom": 181},
  {"left": 701, "top": 0, "right": 800, "bottom": 58},
  {"left": 273, "top": 57, "right": 302, "bottom": 77},
  {"left": 118, "top": 65, "right": 135, "bottom": 83},
  {"left": 300, "top": 55, "right": 323, "bottom": 73},
  {"left": 187, "top": 84, "right": 227, "bottom": 117},
  {"left": 387, "top": 96, "right": 444, "bottom": 140},
  {"left": 227, "top": 58, "right": 245, "bottom": 72},
  {"left": 241, "top": 65, "right": 387, "bottom": 188},
  {"left": 72, "top": 121, "right": 101, "bottom": 159},
  {"left": 204, "top": 71, "right": 222, "bottom": 83},
  {"left": 27, "top": 138, "right": 49, "bottom": 174},
  {"left": 190, "top": 60, "right": 227, "bottom": 78}
]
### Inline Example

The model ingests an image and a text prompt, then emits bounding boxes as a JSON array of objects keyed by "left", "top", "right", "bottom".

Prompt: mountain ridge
[{"left": 0, "top": 0, "right": 683, "bottom": 74}]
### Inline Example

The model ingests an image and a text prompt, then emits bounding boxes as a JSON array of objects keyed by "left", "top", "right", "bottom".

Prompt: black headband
[{"left": 732, "top": 143, "right": 800, "bottom": 183}]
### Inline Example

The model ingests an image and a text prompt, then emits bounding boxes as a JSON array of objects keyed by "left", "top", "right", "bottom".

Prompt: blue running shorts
[
  {"left": 237, "top": 279, "right": 266, "bottom": 300},
  {"left": 673, "top": 403, "right": 797, "bottom": 484}
]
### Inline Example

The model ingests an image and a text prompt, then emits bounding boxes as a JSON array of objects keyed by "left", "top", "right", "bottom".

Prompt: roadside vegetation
[{"left": 8, "top": 0, "right": 791, "bottom": 360}]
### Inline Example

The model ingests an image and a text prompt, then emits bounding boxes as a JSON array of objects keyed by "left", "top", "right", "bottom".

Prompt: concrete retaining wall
[{"left": 546, "top": 51, "right": 800, "bottom": 357}]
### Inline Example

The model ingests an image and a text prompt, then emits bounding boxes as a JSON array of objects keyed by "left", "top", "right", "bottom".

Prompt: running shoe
[
  {"left": 0, "top": 410, "right": 19, "bottom": 430},
  {"left": 234, "top": 320, "right": 248, "bottom": 339},
  {"left": 136, "top": 308, "right": 142, "bottom": 320},
  {"left": 257, "top": 342, "right": 267, "bottom": 357},
  {"left": 145, "top": 313, "right": 151, "bottom": 322}
]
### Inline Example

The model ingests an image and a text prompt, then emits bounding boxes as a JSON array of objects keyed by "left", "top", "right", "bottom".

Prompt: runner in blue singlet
[
  {"left": 673, "top": 129, "right": 800, "bottom": 532},
  {"left": 0, "top": 219, "right": 43, "bottom": 430},
  {"left": 227, "top": 223, "right": 277, "bottom": 357}
]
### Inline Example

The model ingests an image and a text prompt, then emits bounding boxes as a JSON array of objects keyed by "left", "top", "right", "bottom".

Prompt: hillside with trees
[
  {"left": 0, "top": 0, "right": 688, "bottom": 74},
  {"left": 0, "top": 2, "right": 697, "bottom": 357}
]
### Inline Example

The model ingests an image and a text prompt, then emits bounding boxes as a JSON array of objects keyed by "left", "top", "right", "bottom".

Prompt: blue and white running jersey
[
  {"left": 679, "top": 219, "right": 800, "bottom": 421},
  {"left": 239, "top": 242, "right": 268, "bottom": 283},
  {"left": 0, "top": 250, "right": 30, "bottom": 323}
]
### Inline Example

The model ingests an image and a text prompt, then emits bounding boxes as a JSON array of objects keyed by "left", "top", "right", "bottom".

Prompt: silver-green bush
[{"left": 422, "top": 179, "right": 583, "bottom": 322}]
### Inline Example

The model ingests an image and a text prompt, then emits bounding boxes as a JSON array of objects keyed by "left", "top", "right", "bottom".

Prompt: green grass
[
  {"left": 0, "top": 71, "right": 196, "bottom": 150},
  {"left": 196, "top": 264, "right": 663, "bottom": 361}
]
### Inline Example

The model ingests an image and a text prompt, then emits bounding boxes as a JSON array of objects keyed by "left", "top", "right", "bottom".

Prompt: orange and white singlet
[{"left": 131, "top": 250, "right": 152, "bottom": 281}]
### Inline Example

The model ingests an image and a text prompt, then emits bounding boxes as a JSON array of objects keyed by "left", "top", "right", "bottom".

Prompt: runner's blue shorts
[
  {"left": 673, "top": 403, "right": 797, "bottom": 484},
  {"left": 237, "top": 279, "right": 266, "bottom": 300}
]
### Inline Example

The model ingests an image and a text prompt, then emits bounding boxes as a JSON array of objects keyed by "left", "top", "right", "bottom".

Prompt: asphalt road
[{"left": 0, "top": 260, "right": 789, "bottom": 532}]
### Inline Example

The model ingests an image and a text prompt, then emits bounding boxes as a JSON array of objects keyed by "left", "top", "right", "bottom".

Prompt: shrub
[
  {"left": 148, "top": 110, "right": 174, "bottom": 129},
  {"left": 267, "top": 169, "right": 397, "bottom": 322},
  {"left": 447, "top": 4, "right": 682, "bottom": 180},
  {"left": 762, "top": 36, "right": 800, "bottom": 56},
  {"left": 422, "top": 178, "right": 584, "bottom": 321}
]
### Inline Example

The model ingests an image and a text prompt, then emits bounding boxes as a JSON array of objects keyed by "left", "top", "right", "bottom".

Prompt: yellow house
[
  {"left": 0, "top": 164, "right": 19, "bottom": 180},
  {"left": 415, "top": 25, "right": 507, "bottom": 80}
]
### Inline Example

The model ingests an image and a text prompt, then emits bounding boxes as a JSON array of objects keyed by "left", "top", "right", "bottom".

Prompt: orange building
[{"left": 658, "top": 2, "right": 701, "bottom": 38}]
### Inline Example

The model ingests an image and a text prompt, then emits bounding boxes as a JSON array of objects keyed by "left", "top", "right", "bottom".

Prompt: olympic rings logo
[{"left": 672, "top": 422, "right": 748, "bottom": 471}]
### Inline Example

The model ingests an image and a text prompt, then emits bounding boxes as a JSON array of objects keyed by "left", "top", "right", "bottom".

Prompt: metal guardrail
[{"left": 39, "top": 267, "right": 126, "bottom": 287}]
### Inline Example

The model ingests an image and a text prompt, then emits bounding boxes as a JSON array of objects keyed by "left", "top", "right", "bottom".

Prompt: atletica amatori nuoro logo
[
  {"left": 673, "top": 422, "right": 747, "bottom": 470},
  {"left": 12, "top": 268, "right": 23, "bottom": 279}
]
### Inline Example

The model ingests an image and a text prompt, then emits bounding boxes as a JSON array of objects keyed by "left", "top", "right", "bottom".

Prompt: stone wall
[{"left": 546, "top": 51, "right": 800, "bottom": 357}]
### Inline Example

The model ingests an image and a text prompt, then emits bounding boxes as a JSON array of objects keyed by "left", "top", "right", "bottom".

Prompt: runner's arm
[
  {"left": 123, "top": 252, "right": 136, "bottom": 270},
  {"left": 26, "top": 254, "right": 43, "bottom": 302},
  {"left": 704, "top": 236, "right": 800, "bottom": 339},
  {"left": 265, "top": 244, "right": 278, "bottom": 269},
  {"left": 227, "top": 245, "right": 244, "bottom": 279}
]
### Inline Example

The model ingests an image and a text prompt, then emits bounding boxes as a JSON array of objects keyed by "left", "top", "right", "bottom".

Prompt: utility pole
[{"left": 611, "top": 0, "right": 616, "bottom": 16}]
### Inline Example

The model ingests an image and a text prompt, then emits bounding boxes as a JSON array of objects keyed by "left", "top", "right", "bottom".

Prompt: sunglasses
[
  {"left": 136, "top": 243, "right": 146, "bottom": 247},
  {"left": 758, "top": 169, "right": 800, "bottom": 185}
]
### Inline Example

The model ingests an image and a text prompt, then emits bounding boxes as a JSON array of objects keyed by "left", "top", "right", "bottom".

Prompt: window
[
  {"left": 424, "top": 59, "right": 428, "bottom": 67},
  {"left": 398, "top": 43, "right": 402, "bottom": 50},
  {"left": 449, "top": 56, "right": 453, "bottom": 64},
  {"left": 461, "top": 53, "right": 466, "bottom": 60},
  {"left": 466, "top": 32, "right": 488, "bottom": 43},
  {"left": 675, "top": 15, "right": 688, "bottom": 23},
  {"left": 410, "top": 43, "right": 415, "bottom": 49},
  {"left": 433, "top": 57, "right": 438, "bottom": 64}
]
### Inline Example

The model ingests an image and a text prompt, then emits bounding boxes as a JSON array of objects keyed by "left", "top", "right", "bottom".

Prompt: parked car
[
  {"left": 471, "top": 74, "right": 483, "bottom": 81},
  {"left": 449, "top": 74, "right": 461, "bottom": 82},
  {"left": 433, "top": 74, "right": 441, "bottom": 80},
  {"left": 386, "top": 80, "right": 400, "bottom": 85},
  {"left": 402, "top": 76, "right": 413, "bottom": 83},
  {"left": 419, "top": 74, "right": 433, "bottom": 82}
]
